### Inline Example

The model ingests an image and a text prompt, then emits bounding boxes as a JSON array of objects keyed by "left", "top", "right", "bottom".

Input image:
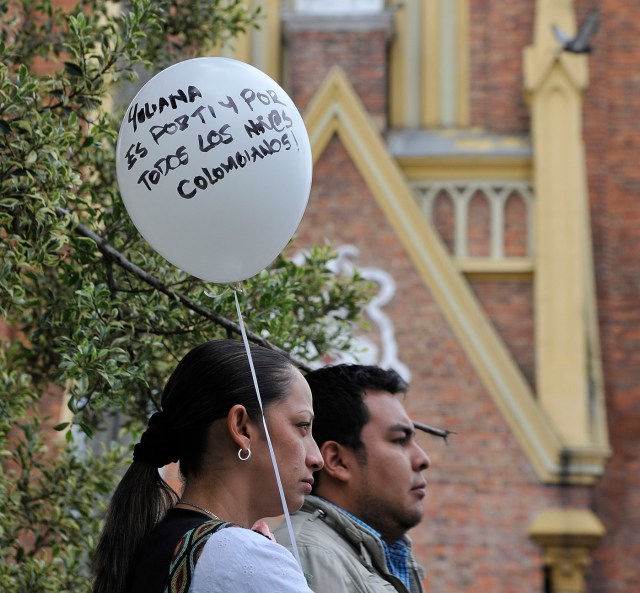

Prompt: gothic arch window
[{"left": 413, "top": 180, "right": 534, "bottom": 270}]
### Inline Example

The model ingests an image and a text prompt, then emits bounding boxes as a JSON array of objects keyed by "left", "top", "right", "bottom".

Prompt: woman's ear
[
  {"left": 226, "top": 404, "right": 255, "bottom": 451},
  {"left": 318, "top": 441, "right": 352, "bottom": 483}
]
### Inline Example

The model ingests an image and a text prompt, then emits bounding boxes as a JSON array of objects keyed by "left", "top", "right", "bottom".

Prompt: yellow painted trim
[
  {"left": 389, "top": 1, "right": 408, "bottom": 127},
  {"left": 456, "top": 257, "right": 534, "bottom": 275},
  {"left": 252, "top": 0, "right": 282, "bottom": 80},
  {"left": 231, "top": 28, "right": 251, "bottom": 63},
  {"left": 524, "top": 1, "right": 609, "bottom": 459},
  {"left": 529, "top": 508, "right": 606, "bottom": 542},
  {"left": 399, "top": 155, "right": 532, "bottom": 181},
  {"left": 421, "top": 0, "right": 440, "bottom": 126},
  {"left": 304, "top": 67, "right": 584, "bottom": 483},
  {"left": 205, "top": 0, "right": 256, "bottom": 61},
  {"left": 418, "top": 0, "right": 469, "bottom": 126},
  {"left": 214, "top": 1, "right": 281, "bottom": 80},
  {"left": 464, "top": 272, "right": 533, "bottom": 283},
  {"left": 456, "top": 0, "right": 470, "bottom": 126},
  {"left": 530, "top": 508, "right": 605, "bottom": 593},
  {"left": 54, "top": 388, "right": 73, "bottom": 446}
]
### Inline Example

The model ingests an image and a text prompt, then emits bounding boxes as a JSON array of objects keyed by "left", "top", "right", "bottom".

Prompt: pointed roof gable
[{"left": 303, "top": 66, "right": 591, "bottom": 483}]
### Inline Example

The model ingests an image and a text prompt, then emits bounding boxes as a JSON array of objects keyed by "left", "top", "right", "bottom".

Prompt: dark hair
[
  {"left": 91, "top": 339, "right": 296, "bottom": 593},
  {"left": 305, "top": 364, "right": 409, "bottom": 452}
]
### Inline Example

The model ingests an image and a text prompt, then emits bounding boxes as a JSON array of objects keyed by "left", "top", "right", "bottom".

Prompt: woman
[{"left": 92, "top": 339, "right": 323, "bottom": 593}]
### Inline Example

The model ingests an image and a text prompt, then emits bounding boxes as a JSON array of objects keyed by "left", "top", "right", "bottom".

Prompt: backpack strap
[{"left": 164, "top": 519, "right": 233, "bottom": 593}]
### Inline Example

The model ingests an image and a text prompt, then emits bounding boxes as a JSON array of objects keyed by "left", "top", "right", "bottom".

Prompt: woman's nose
[{"left": 308, "top": 440, "right": 324, "bottom": 471}]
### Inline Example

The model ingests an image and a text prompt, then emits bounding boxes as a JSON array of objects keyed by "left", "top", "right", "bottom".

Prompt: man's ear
[
  {"left": 319, "top": 441, "right": 353, "bottom": 483},
  {"left": 226, "top": 404, "right": 255, "bottom": 451}
]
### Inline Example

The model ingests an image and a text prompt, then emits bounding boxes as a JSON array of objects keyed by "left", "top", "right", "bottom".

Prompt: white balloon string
[{"left": 233, "top": 289, "right": 303, "bottom": 570}]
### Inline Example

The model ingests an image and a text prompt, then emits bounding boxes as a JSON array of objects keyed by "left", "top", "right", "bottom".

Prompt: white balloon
[{"left": 116, "top": 57, "right": 312, "bottom": 283}]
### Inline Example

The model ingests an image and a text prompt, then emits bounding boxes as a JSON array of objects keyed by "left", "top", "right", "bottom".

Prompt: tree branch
[
  {"left": 54, "top": 207, "right": 313, "bottom": 372},
  {"left": 413, "top": 421, "right": 456, "bottom": 442}
]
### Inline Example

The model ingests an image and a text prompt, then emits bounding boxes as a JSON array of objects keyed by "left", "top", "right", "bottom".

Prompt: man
[{"left": 275, "top": 364, "right": 441, "bottom": 593}]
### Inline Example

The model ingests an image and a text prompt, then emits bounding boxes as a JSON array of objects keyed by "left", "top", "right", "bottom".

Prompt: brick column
[{"left": 281, "top": 9, "right": 393, "bottom": 132}]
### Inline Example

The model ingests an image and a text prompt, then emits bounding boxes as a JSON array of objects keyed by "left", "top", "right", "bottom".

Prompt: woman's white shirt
[{"left": 190, "top": 526, "right": 312, "bottom": 593}]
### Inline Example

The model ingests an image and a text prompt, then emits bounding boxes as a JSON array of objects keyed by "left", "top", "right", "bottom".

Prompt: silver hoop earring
[{"left": 238, "top": 448, "right": 251, "bottom": 461}]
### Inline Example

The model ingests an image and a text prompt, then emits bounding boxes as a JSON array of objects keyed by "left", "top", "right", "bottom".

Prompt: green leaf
[
  {"left": 0, "top": 2, "right": 373, "bottom": 591},
  {"left": 17, "top": 63, "right": 28, "bottom": 83},
  {"left": 63, "top": 62, "right": 83, "bottom": 78}
]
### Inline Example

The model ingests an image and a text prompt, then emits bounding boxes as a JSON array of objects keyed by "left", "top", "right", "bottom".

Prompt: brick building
[
  {"left": 219, "top": 1, "right": 639, "bottom": 592},
  {"left": 7, "top": 1, "right": 637, "bottom": 592}
]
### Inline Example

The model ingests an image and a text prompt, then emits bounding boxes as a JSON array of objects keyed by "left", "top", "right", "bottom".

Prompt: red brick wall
[
  {"left": 467, "top": 192, "right": 491, "bottom": 257},
  {"left": 292, "top": 136, "right": 567, "bottom": 593},
  {"left": 432, "top": 192, "right": 456, "bottom": 254},
  {"left": 287, "top": 28, "right": 388, "bottom": 123},
  {"left": 503, "top": 193, "right": 528, "bottom": 257},
  {"left": 468, "top": 0, "right": 534, "bottom": 134},
  {"left": 581, "top": 0, "right": 640, "bottom": 591},
  {"left": 469, "top": 279, "right": 536, "bottom": 391},
  {"left": 283, "top": 3, "right": 640, "bottom": 591}
]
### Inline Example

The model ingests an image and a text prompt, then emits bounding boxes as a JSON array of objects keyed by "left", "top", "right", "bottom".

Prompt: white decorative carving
[
  {"left": 294, "top": 0, "right": 384, "bottom": 14},
  {"left": 293, "top": 245, "right": 410, "bottom": 382},
  {"left": 411, "top": 180, "right": 534, "bottom": 258}
]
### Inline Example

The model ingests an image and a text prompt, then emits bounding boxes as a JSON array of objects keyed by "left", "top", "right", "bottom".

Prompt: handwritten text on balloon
[{"left": 122, "top": 85, "right": 302, "bottom": 200}]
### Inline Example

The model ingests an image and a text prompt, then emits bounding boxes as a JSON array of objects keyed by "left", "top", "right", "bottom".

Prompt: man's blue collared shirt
[{"left": 322, "top": 499, "right": 412, "bottom": 590}]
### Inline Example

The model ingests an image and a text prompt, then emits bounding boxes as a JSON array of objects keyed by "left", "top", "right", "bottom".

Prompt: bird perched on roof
[{"left": 552, "top": 9, "right": 600, "bottom": 54}]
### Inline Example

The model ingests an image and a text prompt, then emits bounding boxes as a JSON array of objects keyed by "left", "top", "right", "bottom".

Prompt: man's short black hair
[{"left": 305, "top": 364, "right": 409, "bottom": 451}]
